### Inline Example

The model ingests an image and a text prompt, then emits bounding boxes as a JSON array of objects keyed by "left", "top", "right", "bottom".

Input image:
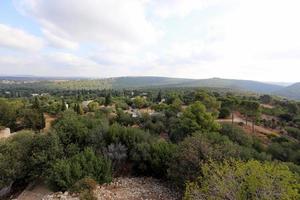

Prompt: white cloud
[
  {"left": 14, "top": 0, "right": 161, "bottom": 50},
  {"left": 0, "top": 24, "right": 44, "bottom": 51},
  {"left": 215, "top": 0, "right": 300, "bottom": 59},
  {"left": 46, "top": 52, "right": 99, "bottom": 68},
  {"left": 151, "top": 0, "right": 221, "bottom": 18},
  {"left": 163, "top": 40, "right": 219, "bottom": 65},
  {"left": 42, "top": 29, "right": 78, "bottom": 50},
  {"left": 4, "top": 0, "right": 300, "bottom": 82}
]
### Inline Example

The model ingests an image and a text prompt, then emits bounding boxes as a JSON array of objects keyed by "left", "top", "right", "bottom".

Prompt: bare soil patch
[{"left": 43, "top": 113, "right": 57, "bottom": 132}]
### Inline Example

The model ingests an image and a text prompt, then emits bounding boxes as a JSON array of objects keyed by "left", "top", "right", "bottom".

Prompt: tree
[
  {"left": 61, "top": 99, "right": 67, "bottom": 111},
  {"left": 221, "top": 96, "right": 239, "bottom": 124},
  {"left": 219, "top": 107, "right": 231, "bottom": 119},
  {"left": 287, "top": 102, "right": 299, "bottom": 116},
  {"left": 32, "top": 96, "right": 41, "bottom": 110},
  {"left": 170, "top": 101, "right": 220, "bottom": 142},
  {"left": 184, "top": 160, "right": 300, "bottom": 200},
  {"left": 20, "top": 109, "right": 45, "bottom": 131},
  {"left": 260, "top": 95, "right": 272, "bottom": 104},
  {"left": 105, "top": 93, "right": 112, "bottom": 106},
  {"left": 0, "top": 98, "right": 24, "bottom": 130},
  {"left": 27, "top": 133, "right": 62, "bottom": 179},
  {"left": 156, "top": 90, "right": 162, "bottom": 102},
  {"left": 0, "top": 131, "right": 34, "bottom": 188},
  {"left": 240, "top": 100, "right": 261, "bottom": 132},
  {"left": 194, "top": 91, "right": 220, "bottom": 118},
  {"left": 53, "top": 110, "right": 101, "bottom": 148},
  {"left": 248, "top": 101, "right": 261, "bottom": 133},
  {"left": 75, "top": 103, "right": 84, "bottom": 115}
]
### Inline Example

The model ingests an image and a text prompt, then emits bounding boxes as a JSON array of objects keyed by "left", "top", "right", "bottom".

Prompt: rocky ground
[{"left": 43, "top": 177, "right": 180, "bottom": 200}]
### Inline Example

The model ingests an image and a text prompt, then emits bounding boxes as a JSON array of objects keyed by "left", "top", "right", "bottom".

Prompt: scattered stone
[{"left": 43, "top": 177, "right": 180, "bottom": 200}]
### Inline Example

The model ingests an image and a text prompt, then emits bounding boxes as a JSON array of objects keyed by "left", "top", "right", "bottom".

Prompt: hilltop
[{"left": 1, "top": 76, "right": 299, "bottom": 99}]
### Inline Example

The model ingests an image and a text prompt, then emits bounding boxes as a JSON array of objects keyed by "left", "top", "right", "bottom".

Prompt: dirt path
[
  {"left": 17, "top": 180, "right": 52, "bottom": 200},
  {"left": 43, "top": 113, "right": 57, "bottom": 132},
  {"left": 217, "top": 113, "right": 279, "bottom": 143}
]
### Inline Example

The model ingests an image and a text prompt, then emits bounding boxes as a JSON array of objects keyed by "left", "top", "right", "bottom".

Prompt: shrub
[
  {"left": 268, "top": 137, "right": 300, "bottom": 164},
  {"left": 0, "top": 131, "right": 34, "bottom": 188},
  {"left": 148, "top": 140, "right": 176, "bottom": 177},
  {"left": 104, "top": 143, "right": 127, "bottom": 171},
  {"left": 71, "top": 178, "right": 97, "bottom": 200},
  {"left": 184, "top": 160, "right": 300, "bottom": 200},
  {"left": 220, "top": 123, "right": 253, "bottom": 147},
  {"left": 286, "top": 126, "right": 300, "bottom": 140},
  {"left": 219, "top": 107, "right": 231, "bottom": 119},
  {"left": 168, "top": 132, "right": 240, "bottom": 186},
  {"left": 70, "top": 178, "right": 97, "bottom": 193},
  {"left": 48, "top": 148, "right": 112, "bottom": 191},
  {"left": 105, "top": 124, "right": 152, "bottom": 154},
  {"left": 79, "top": 190, "right": 97, "bottom": 200},
  {"left": 131, "top": 139, "right": 176, "bottom": 177}
]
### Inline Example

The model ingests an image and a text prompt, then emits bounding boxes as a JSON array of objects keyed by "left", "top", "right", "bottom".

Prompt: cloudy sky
[{"left": 0, "top": 0, "right": 300, "bottom": 82}]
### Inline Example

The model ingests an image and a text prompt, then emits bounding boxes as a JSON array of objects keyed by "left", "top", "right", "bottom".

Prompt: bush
[
  {"left": 131, "top": 139, "right": 176, "bottom": 177},
  {"left": 71, "top": 178, "right": 97, "bottom": 200},
  {"left": 184, "top": 160, "right": 300, "bottom": 200},
  {"left": 48, "top": 148, "right": 112, "bottom": 191},
  {"left": 70, "top": 178, "right": 97, "bottom": 193},
  {"left": 79, "top": 190, "right": 97, "bottom": 200},
  {"left": 53, "top": 110, "right": 108, "bottom": 149},
  {"left": 148, "top": 140, "right": 176, "bottom": 177},
  {"left": 0, "top": 131, "right": 34, "bottom": 188},
  {"left": 104, "top": 143, "right": 127, "bottom": 171},
  {"left": 286, "top": 126, "right": 300, "bottom": 140},
  {"left": 168, "top": 131, "right": 271, "bottom": 186},
  {"left": 105, "top": 124, "right": 153, "bottom": 154},
  {"left": 220, "top": 123, "right": 253, "bottom": 147},
  {"left": 168, "top": 132, "right": 240, "bottom": 186},
  {"left": 267, "top": 138, "right": 300, "bottom": 164},
  {"left": 219, "top": 107, "right": 231, "bottom": 119}
]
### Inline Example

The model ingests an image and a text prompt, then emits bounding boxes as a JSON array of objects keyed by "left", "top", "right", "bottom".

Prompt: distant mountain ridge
[
  {"left": 274, "top": 82, "right": 300, "bottom": 100},
  {"left": 169, "top": 78, "right": 284, "bottom": 93},
  {"left": 0, "top": 76, "right": 299, "bottom": 100}
]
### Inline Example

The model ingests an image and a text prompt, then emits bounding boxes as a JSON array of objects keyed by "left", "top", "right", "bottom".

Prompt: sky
[{"left": 0, "top": 0, "right": 300, "bottom": 82}]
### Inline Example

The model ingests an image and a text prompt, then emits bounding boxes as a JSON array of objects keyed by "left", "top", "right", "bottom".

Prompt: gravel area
[{"left": 43, "top": 177, "right": 180, "bottom": 200}]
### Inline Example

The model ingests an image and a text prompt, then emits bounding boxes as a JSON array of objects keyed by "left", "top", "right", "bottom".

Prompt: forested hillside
[
  {"left": 2, "top": 76, "right": 297, "bottom": 98},
  {"left": 275, "top": 82, "right": 300, "bottom": 99}
]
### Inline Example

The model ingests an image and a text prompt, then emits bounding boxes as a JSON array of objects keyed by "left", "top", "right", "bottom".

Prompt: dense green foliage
[
  {"left": 48, "top": 148, "right": 112, "bottom": 190},
  {"left": 0, "top": 86, "right": 299, "bottom": 199},
  {"left": 184, "top": 160, "right": 300, "bottom": 200}
]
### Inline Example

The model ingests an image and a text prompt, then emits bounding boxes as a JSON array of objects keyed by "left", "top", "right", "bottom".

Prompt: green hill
[
  {"left": 2, "top": 76, "right": 299, "bottom": 99},
  {"left": 111, "top": 76, "right": 193, "bottom": 88},
  {"left": 172, "top": 78, "right": 284, "bottom": 93},
  {"left": 274, "top": 82, "right": 300, "bottom": 99}
]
